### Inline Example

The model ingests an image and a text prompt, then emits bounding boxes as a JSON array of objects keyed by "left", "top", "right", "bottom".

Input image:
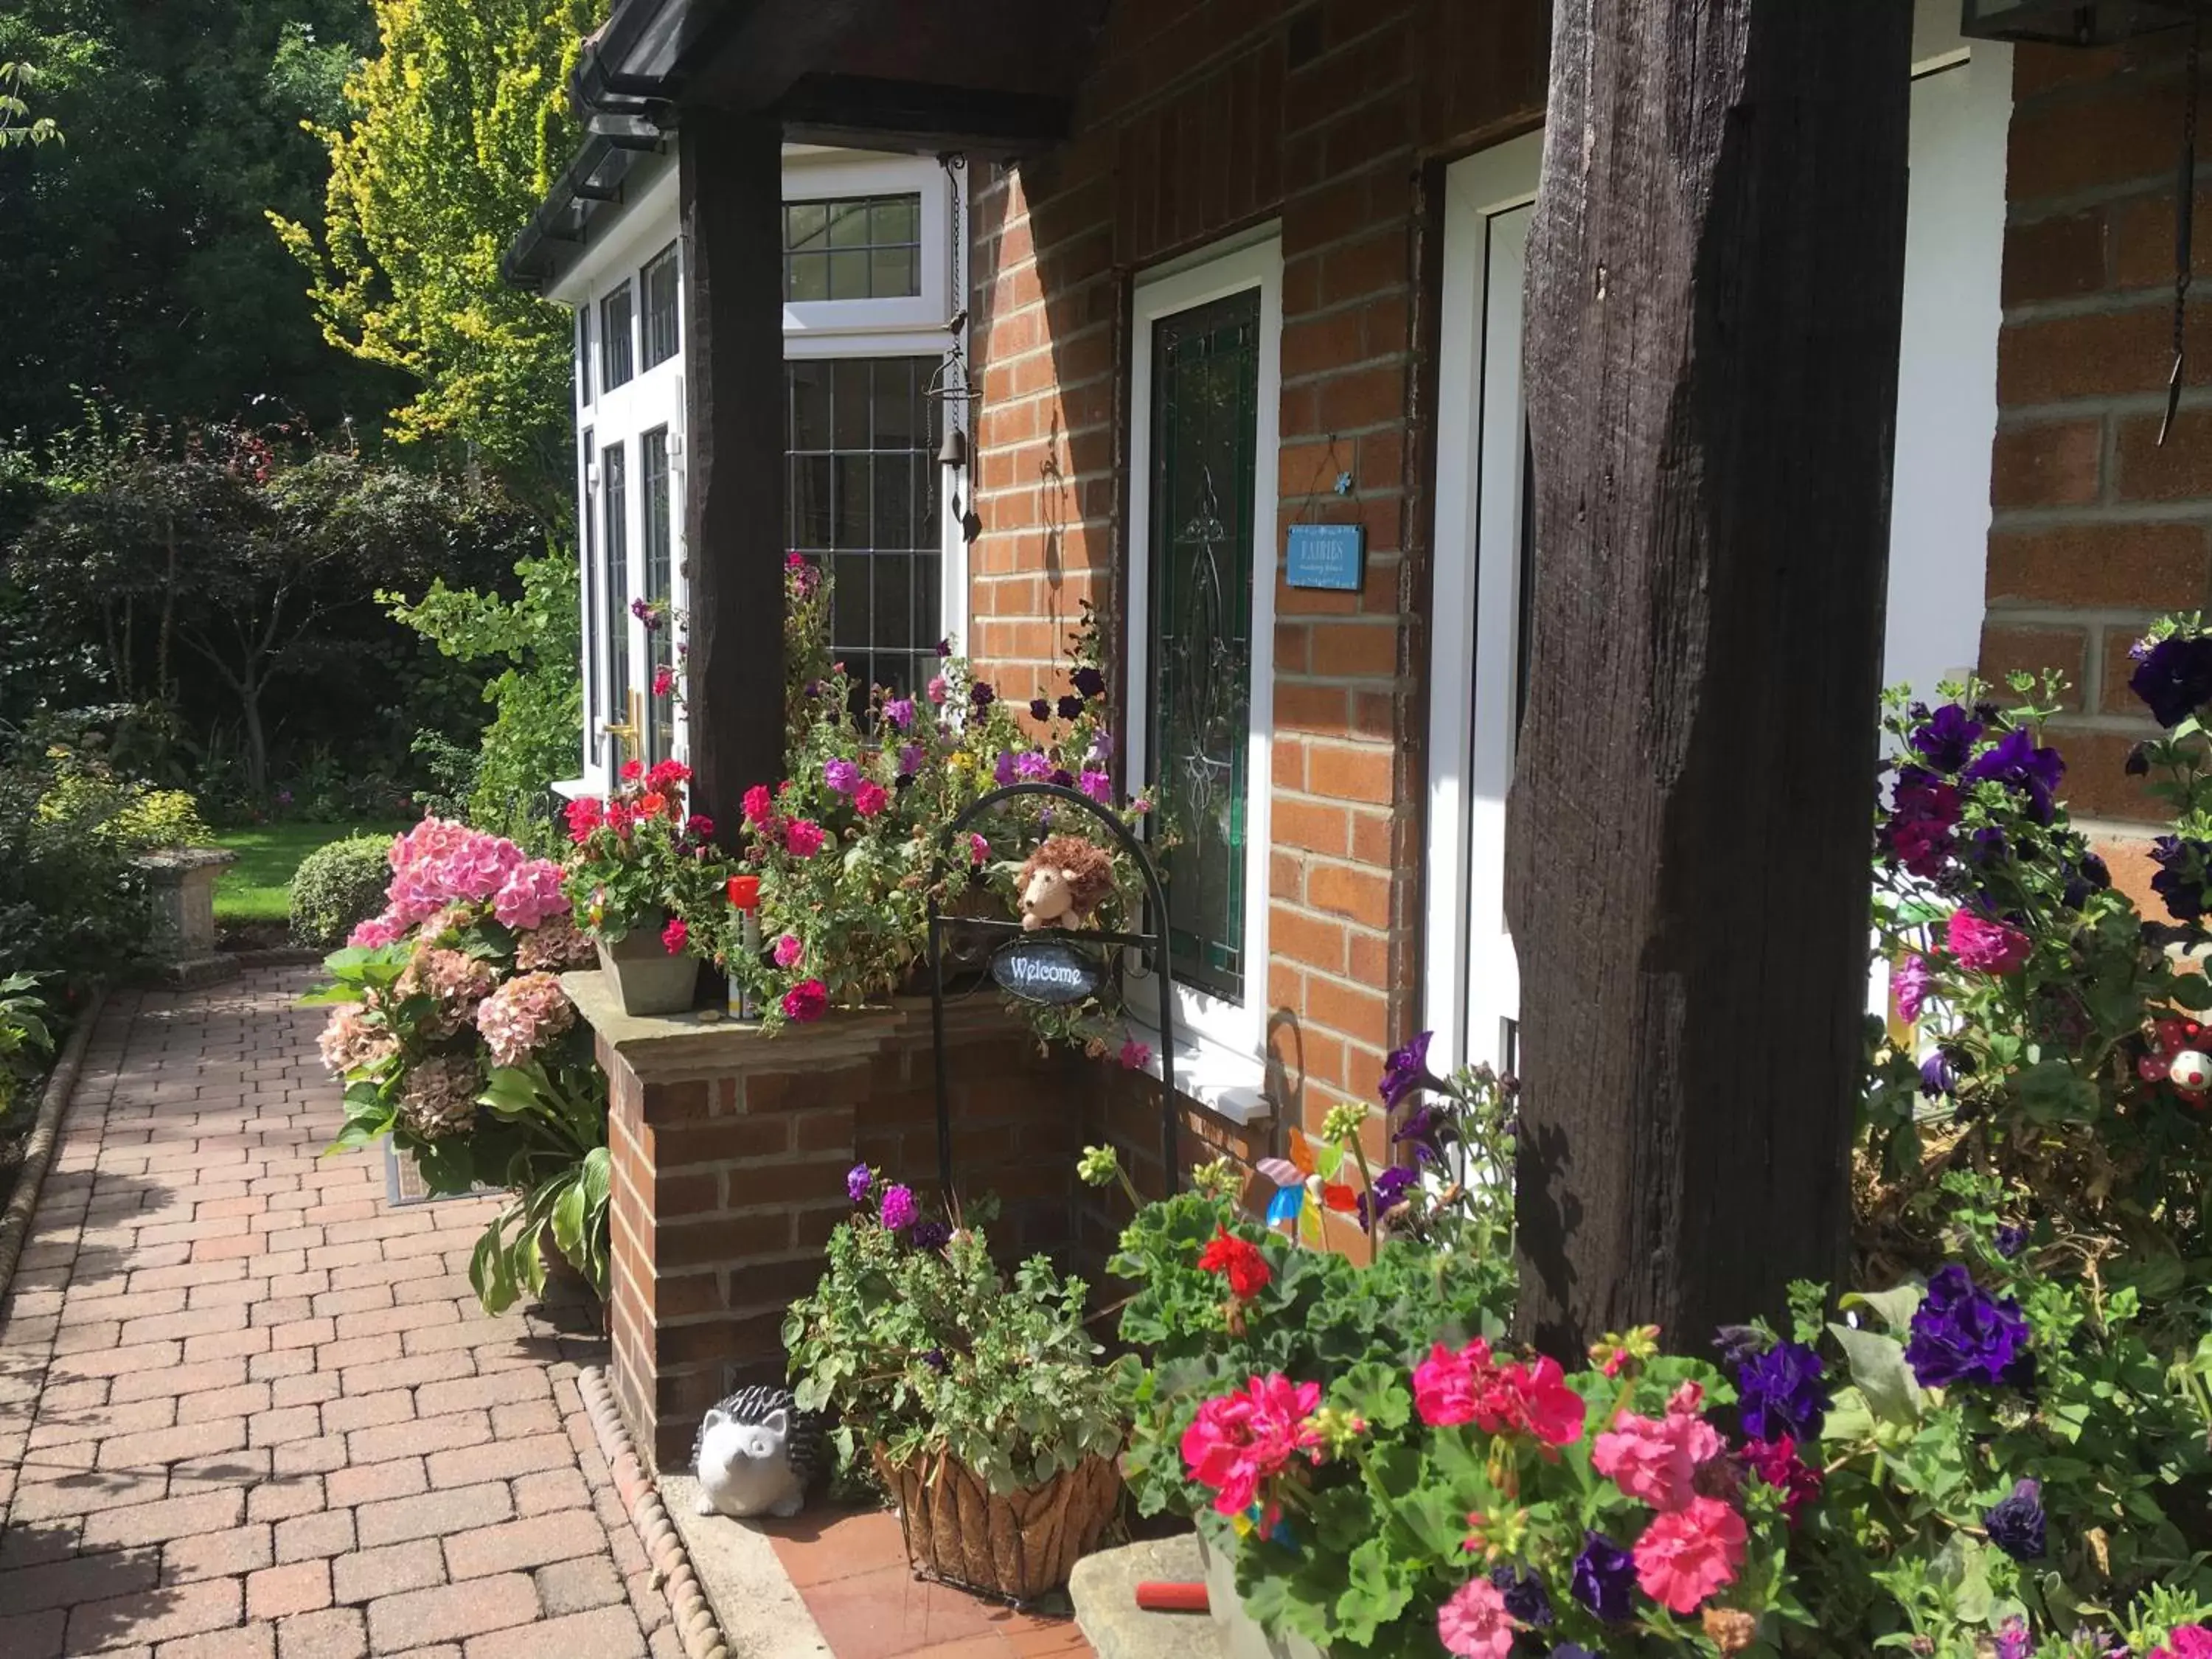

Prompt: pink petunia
[
  {"left": 926, "top": 675, "right": 948, "bottom": 704},
  {"left": 773, "top": 933, "right": 804, "bottom": 969},
  {"left": 1435, "top": 1576, "right": 1516, "bottom": 1659},
  {"left": 1631, "top": 1495, "right": 1745, "bottom": 1614},
  {"left": 1118, "top": 1038, "right": 1151, "bottom": 1071},
  {"left": 1893, "top": 952, "right": 1933, "bottom": 1024},
  {"left": 1945, "top": 908, "right": 2031, "bottom": 975}
]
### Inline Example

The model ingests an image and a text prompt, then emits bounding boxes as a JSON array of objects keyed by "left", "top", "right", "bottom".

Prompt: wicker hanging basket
[{"left": 872, "top": 1446, "right": 1121, "bottom": 1602}]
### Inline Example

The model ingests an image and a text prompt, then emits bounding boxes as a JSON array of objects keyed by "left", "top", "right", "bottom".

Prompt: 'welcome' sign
[{"left": 990, "top": 939, "right": 1105, "bottom": 1006}]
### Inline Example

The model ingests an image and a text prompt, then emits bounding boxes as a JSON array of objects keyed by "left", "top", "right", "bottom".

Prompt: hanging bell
[{"left": 936, "top": 424, "right": 969, "bottom": 470}]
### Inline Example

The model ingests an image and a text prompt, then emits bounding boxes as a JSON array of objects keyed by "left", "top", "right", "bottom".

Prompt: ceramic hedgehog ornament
[{"left": 692, "top": 1385, "right": 821, "bottom": 1519}]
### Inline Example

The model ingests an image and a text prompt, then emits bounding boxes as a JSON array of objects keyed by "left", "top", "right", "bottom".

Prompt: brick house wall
[
  {"left": 963, "top": 0, "right": 1550, "bottom": 1143},
  {"left": 1983, "top": 34, "right": 2212, "bottom": 888}
]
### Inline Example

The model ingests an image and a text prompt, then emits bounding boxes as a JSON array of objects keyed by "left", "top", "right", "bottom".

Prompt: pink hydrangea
[
  {"left": 773, "top": 934, "right": 804, "bottom": 969},
  {"left": 395, "top": 946, "right": 497, "bottom": 1038},
  {"left": 493, "top": 859, "right": 570, "bottom": 931},
  {"left": 475, "top": 972, "right": 577, "bottom": 1068},
  {"left": 1631, "top": 1495, "right": 1745, "bottom": 1614},
  {"left": 349, "top": 912, "right": 406, "bottom": 948},
  {"left": 1436, "top": 1576, "right": 1516, "bottom": 1659},
  {"left": 316, "top": 1005, "right": 397, "bottom": 1078},
  {"left": 516, "top": 913, "right": 597, "bottom": 972},
  {"left": 1591, "top": 1383, "right": 1722, "bottom": 1512},
  {"left": 375, "top": 818, "right": 532, "bottom": 932},
  {"left": 1945, "top": 908, "right": 2031, "bottom": 975},
  {"left": 1179, "top": 1374, "right": 1324, "bottom": 1517}
]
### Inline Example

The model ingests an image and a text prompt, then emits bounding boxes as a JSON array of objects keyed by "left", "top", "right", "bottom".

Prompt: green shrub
[
  {"left": 288, "top": 834, "right": 394, "bottom": 948},
  {"left": 0, "top": 765, "right": 154, "bottom": 984},
  {"left": 0, "top": 972, "right": 54, "bottom": 1122},
  {"left": 36, "top": 758, "right": 212, "bottom": 852}
]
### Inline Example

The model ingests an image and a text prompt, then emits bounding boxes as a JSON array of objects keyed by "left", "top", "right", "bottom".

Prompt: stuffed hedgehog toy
[
  {"left": 1017, "top": 834, "right": 1116, "bottom": 932},
  {"left": 691, "top": 1385, "right": 822, "bottom": 1519}
]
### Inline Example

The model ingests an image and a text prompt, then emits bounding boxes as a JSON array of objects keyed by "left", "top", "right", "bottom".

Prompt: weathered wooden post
[
  {"left": 1507, "top": 1, "right": 1914, "bottom": 1354},
  {"left": 681, "top": 108, "right": 787, "bottom": 829}
]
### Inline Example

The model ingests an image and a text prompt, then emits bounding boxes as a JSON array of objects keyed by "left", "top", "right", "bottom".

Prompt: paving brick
[
  {"left": 532, "top": 1556, "right": 625, "bottom": 1617},
  {"left": 353, "top": 1483, "right": 512, "bottom": 1551},
  {"left": 462, "top": 1606, "right": 645, "bottom": 1659},
  {"left": 323, "top": 1458, "right": 427, "bottom": 1510},
  {"left": 363, "top": 1574, "right": 538, "bottom": 1652},
  {"left": 330, "top": 1540, "right": 445, "bottom": 1606},
  {"left": 345, "top": 1413, "right": 487, "bottom": 1470},
  {"left": 512, "top": 1468, "right": 591, "bottom": 1517},
  {"left": 161, "top": 1525, "right": 275, "bottom": 1585},
  {"left": 424, "top": 1435, "right": 572, "bottom": 1490},
  {"left": 318, "top": 1392, "right": 412, "bottom": 1436},
  {"left": 272, "top": 1607, "right": 365, "bottom": 1659},
  {"left": 0, "top": 1548, "right": 161, "bottom": 1614},
  {"left": 248, "top": 1407, "right": 324, "bottom": 1449},
  {"left": 157, "top": 1623, "right": 276, "bottom": 1659},
  {"left": 274, "top": 1510, "right": 355, "bottom": 1565},
  {"left": 443, "top": 1510, "right": 607, "bottom": 1582},
  {"left": 177, "top": 1385, "right": 273, "bottom": 1426},
  {"left": 97, "top": 1417, "right": 247, "bottom": 1471},
  {"left": 409, "top": 1372, "right": 546, "bottom": 1419},
  {"left": 0, "top": 1607, "right": 64, "bottom": 1659},
  {"left": 64, "top": 1573, "right": 242, "bottom": 1653},
  {"left": 80, "top": 1489, "right": 244, "bottom": 1552},
  {"left": 246, "top": 1478, "right": 326, "bottom": 1524},
  {"left": 248, "top": 1559, "right": 333, "bottom": 1620}
]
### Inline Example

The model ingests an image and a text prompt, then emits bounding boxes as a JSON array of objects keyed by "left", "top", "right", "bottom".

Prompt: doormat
[{"left": 383, "top": 1140, "right": 490, "bottom": 1207}]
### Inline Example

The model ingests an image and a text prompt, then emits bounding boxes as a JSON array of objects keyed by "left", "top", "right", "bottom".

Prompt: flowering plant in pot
[
  {"left": 704, "top": 558, "right": 1151, "bottom": 1053},
  {"left": 561, "top": 757, "right": 724, "bottom": 1014},
  {"left": 782, "top": 1165, "right": 1128, "bottom": 1601},
  {"left": 306, "top": 818, "right": 610, "bottom": 1310}
]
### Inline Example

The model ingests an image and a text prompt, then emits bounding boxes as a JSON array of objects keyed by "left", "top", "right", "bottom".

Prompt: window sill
[{"left": 1120, "top": 1018, "right": 1274, "bottom": 1127}]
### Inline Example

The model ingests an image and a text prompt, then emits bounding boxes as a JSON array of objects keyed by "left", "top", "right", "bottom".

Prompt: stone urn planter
[
  {"left": 874, "top": 1447, "right": 1121, "bottom": 1603},
  {"left": 134, "top": 846, "right": 240, "bottom": 986},
  {"left": 595, "top": 914, "right": 700, "bottom": 1015}
]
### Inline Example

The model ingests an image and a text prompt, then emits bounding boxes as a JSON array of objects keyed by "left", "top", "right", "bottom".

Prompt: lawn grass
[{"left": 212, "top": 821, "right": 408, "bottom": 924}]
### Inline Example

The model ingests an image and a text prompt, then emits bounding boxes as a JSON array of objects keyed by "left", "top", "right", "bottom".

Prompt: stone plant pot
[
  {"left": 874, "top": 1447, "right": 1121, "bottom": 1604},
  {"left": 596, "top": 917, "right": 700, "bottom": 1016}
]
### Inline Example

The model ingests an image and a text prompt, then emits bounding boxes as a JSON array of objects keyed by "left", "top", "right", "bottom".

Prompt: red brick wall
[
  {"left": 1983, "top": 35, "right": 2212, "bottom": 856},
  {"left": 964, "top": 0, "right": 1549, "bottom": 1133}
]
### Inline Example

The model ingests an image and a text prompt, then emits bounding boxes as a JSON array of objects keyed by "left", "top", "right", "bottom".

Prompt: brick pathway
[{"left": 0, "top": 967, "right": 679, "bottom": 1659}]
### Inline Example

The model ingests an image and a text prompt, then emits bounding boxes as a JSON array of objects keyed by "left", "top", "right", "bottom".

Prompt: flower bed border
[{"left": 0, "top": 986, "right": 106, "bottom": 1305}]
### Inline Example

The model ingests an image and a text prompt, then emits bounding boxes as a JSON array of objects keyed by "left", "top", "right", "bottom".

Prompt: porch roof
[{"left": 502, "top": 0, "right": 1110, "bottom": 292}]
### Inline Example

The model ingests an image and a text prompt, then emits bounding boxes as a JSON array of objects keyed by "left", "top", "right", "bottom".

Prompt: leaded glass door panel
[{"left": 1147, "top": 289, "right": 1261, "bottom": 1004}]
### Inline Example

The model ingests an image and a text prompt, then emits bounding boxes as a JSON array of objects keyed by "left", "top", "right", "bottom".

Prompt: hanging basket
[{"left": 872, "top": 1447, "right": 1121, "bottom": 1602}]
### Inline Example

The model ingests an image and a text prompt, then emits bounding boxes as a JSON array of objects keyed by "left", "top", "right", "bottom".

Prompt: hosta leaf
[
  {"left": 1829, "top": 1324, "right": 1922, "bottom": 1425},
  {"left": 1840, "top": 1284, "right": 1924, "bottom": 1332}
]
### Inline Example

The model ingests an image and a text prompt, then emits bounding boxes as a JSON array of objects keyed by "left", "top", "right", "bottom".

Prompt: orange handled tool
[{"left": 1134, "top": 1582, "right": 1211, "bottom": 1613}]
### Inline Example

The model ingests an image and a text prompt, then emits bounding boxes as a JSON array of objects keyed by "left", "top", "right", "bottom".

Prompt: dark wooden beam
[
  {"left": 680, "top": 108, "right": 785, "bottom": 832},
  {"left": 773, "top": 74, "right": 1070, "bottom": 153},
  {"left": 1506, "top": 0, "right": 1914, "bottom": 1354}
]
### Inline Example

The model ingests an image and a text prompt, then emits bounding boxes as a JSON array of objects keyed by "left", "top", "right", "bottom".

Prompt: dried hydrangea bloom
[
  {"left": 316, "top": 1004, "right": 397, "bottom": 1079},
  {"left": 395, "top": 946, "right": 498, "bottom": 1038},
  {"left": 398, "top": 1054, "right": 481, "bottom": 1141},
  {"left": 515, "top": 912, "right": 597, "bottom": 973},
  {"left": 475, "top": 972, "right": 577, "bottom": 1068}
]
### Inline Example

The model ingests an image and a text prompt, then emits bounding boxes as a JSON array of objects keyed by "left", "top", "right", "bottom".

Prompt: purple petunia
[
  {"left": 907, "top": 1219, "right": 952, "bottom": 1251},
  {"left": 2152, "top": 834, "right": 2212, "bottom": 922},
  {"left": 992, "top": 752, "right": 1018, "bottom": 787},
  {"left": 1057, "top": 695, "right": 1084, "bottom": 720},
  {"left": 1357, "top": 1165, "right": 1419, "bottom": 1228},
  {"left": 1881, "top": 767, "right": 1961, "bottom": 879},
  {"left": 883, "top": 698, "right": 915, "bottom": 730},
  {"left": 1392, "top": 1103, "right": 1444, "bottom": 1164},
  {"left": 1994, "top": 1222, "right": 2029, "bottom": 1259},
  {"left": 1380, "top": 1032, "right": 1443, "bottom": 1110},
  {"left": 1078, "top": 770, "right": 1113, "bottom": 803},
  {"left": 1488, "top": 1565, "right": 1552, "bottom": 1629},
  {"left": 1984, "top": 1478, "right": 2045, "bottom": 1562},
  {"left": 898, "top": 743, "right": 925, "bottom": 776},
  {"left": 824, "top": 757, "right": 860, "bottom": 795},
  {"left": 970, "top": 683, "right": 996, "bottom": 711},
  {"left": 1071, "top": 665, "right": 1106, "bottom": 700},
  {"left": 879, "top": 1185, "right": 919, "bottom": 1233},
  {"left": 922, "top": 1347, "right": 948, "bottom": 1372},
  {"left": 936, "top": 637, "right": 953, "bottom": 658},
  {"left": 1014, "top": 751, "right": 1053, "bottom": 782},
  {"left": 1736, "top": 1340, "right": 1829, "bottom": 1442},
  {"left": 1029, "top": 698, "right": 1051, "bottom": 721},
  {"left": 1905, "top": 1263, "right": 2031, "bottom": 1390},
  {"left": 1049, "top": 768, "right": 1076, "bottom": 789},
  {"left": 1919, "top": 1051, "right": 1957, "bottom": 1099},
  {"left": 1911, "top": 703, "right": 1984, "bottom": 773},
  {"left": 1569, "top": 1532, "right": 1635, "bottom": 1623},
  {"left": 1963, "top": 727, "right": 2065, "bottom": 824},
  {"left": 2129, "top": 632, "right": 2212, "bottom": 727},
  {"left": 846, "top": 1164, "right": 872, "bottom": 1205}
]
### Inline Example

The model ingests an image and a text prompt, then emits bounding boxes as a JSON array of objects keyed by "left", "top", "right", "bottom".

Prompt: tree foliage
[
  {"left": 0, "top": 2, "right": 403, "bottom": 440},
  {"left": 272, "top": 0, "right": 605, "bottom": 509}
]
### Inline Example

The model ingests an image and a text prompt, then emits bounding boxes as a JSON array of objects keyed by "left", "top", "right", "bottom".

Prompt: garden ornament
[
  {"left": 692, "top": 1385, "right": 822, "bottom": 1519},
  {"left": 2171, "top": 1049, "right": 2212, "bottom": 1095},
  {"left": 1016, "top": 834, "right": 1116, "bottom": 932}
]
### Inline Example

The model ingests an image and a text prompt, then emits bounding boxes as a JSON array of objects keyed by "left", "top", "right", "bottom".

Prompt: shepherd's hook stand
[{"left": 924, "top": 782, "right": 1180, "bottom": 1197}]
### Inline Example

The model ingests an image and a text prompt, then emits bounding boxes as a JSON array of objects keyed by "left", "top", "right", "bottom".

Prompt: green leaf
[
  {"left": 550, "top": 1176, "right": 586, "bottom": 1259},
  {"left": 470, "top": 1222, "right": 517, "bottom": 1316},
  {"left": 1840, "top": 1284, "right": 1924, "bottom": 1332},
  {"left": 1333, "top": 1538, "right": 1415, "bottom": 1646},
  {"left": 1829, "top": 1323, "right": 1922, "bottom": 1425},
  {"left": 2013, "top": 1059, "right": 2100, "bottom": 1125}
]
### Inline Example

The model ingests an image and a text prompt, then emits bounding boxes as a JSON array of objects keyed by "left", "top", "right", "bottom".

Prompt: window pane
[
  {"left": 833, "top": 552, "right": 870, "bottom": 647},
  {"left": 872, "top": 358, "right": 920, "bottom": 448},
  {"left": 602, "top": 442, "right": 631, "bottom": 762},
  {"left": 600, "top": 282, "right": 633, "bottom": 390},
  {"left": 1148, "top": 289, "right": 1261, "bottom": 1004},
  {"left": 580, "top": 426, "right": 597, "bottom": 760},
  {"left": 781, "top": 193, "right": 925, "bottom": 299},
  {"left": 790, "top": 359, "right": 832, "bottom": 451},
  {"left": 872, "top": 556, "right": 912, "bottom": 651},
  {"left": 642, "top": 428, "right": 674, "bottom": 763},
  {"left": 874, "top": 456, "right": 911, "bottom": 554},
  {"left": 832, "top": 454, "right": 870, "bottom": 549},
  {"left": 641, "top": 243, "right": 680, "bottom": 371},
  {"left": 831, "top": 360, "right": 872, "bottom": 449},
  {"left": 790, "top": 454, "right": 833, "bottom": 551}
]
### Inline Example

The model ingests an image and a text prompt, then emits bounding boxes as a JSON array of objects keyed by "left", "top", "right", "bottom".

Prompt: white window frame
[
  {"left": 1123, "top": 231, "right": 1283, "bottom": 1117},
  {"left": 1421, "top": 136, "right": 1542, "bottom": 1079},
  {"left": 553, "top": 149, "right": 972, "bottom": 799},
  {"left": 781, "top": 149, "right": 954, "bottom": 343}
]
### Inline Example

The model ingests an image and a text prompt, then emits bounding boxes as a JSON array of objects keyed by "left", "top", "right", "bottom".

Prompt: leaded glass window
[
  {"left": 786, "top": 358, "right": 938, "bottom": 696},
  {"left": 601, "top": 441, "right": 631, "bottom": 764},
  {"left": 783, "top": 195, "right": 923, "bottom": 302},
  {"left": 641, "top": 243, "right": 680, "bottom": 370},
  {"left": 642, "top": 427, "right": 674, "bottom": 763},
  {"left": 1147, "top": 289, "right": 1260, "bottom": 1004},
  {"left": 601, "top": 282, "right": 634, "bottom": 390}
]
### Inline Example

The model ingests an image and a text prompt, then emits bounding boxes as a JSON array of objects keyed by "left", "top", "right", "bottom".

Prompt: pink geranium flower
[
  {"left": 1413, "top": 1340, "right": 1587, "bottom": 1447},
  {"left": 773, "top": 933, "right": 804, "bottom": 969},
  {"left": 2154, "top": 1627, "right": 2212, "bottom": 1659},
  {"left": 1631, "top": 1495, "right": 1745, "bottom": 1614},
  {"left": 1945, "top": 908, "right": 2031, "bottom": 975},
  {"left": 661, "top": 917, "right": 689, "bottom": 956},
  {"left": 1591, "top": 1385, "right": 1722, "bottom": 1512},
  {"left": 782, "top": 979, "right": 828, "bottom": 1023},
  {"left": 1436, "top": 1576, "right": 1515, "bottom": 1659},
  {"left": 785, "top": 820, "right": 826, "bottom": 858},
  {"left": 853, "top": 780, "right": 889, "bottom": 818},
  {"left": 1179, "top": 1374, "right": 1324, "bottom": 1517}
]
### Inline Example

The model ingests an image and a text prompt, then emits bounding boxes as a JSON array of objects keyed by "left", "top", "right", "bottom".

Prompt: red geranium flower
[
  {"left": 621, "top": 759, "right": 644, "bottom": 782},
  {"left": 782, "top": 979, "right": 828, "bottom": 1022},
  {"left": 1198, "top": 1226, "right": 1272, "bottom": 1300},
  {"left": 727, "top": 874, "right": 761, "bottom": 912}
]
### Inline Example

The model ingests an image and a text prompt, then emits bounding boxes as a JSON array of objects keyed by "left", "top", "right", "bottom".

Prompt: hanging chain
[{"left": 2160, "top": 16, "right": 2201, "bottom": 445}]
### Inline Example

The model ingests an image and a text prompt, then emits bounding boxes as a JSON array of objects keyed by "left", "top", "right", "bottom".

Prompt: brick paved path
[{"left": 0, "top": 967, "right": 678, "bottom": 1659}]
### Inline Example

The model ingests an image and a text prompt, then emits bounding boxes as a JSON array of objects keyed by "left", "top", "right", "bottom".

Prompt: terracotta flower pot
[
  {"left": 873, "top": 1447, "right": 1121, "bottom": 1603},
  {"left": 596, "top": 913, "right": 700, "bottom": 1015}
]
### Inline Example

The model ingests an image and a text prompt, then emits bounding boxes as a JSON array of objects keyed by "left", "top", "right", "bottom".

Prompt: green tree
[
  {"left": 0, "top": 3, "right": 403, "bottom": 442},
  {"left": 273, "top": 0, "right": 604, "bottom": 513},
  {"left": 0, "top": 60, "right": 63, "bottom": 148}
]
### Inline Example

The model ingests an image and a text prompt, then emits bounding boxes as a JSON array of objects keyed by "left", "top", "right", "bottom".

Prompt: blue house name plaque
[{"left": 1285, "top": 523, "right": 1366, "bottom": 591}]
